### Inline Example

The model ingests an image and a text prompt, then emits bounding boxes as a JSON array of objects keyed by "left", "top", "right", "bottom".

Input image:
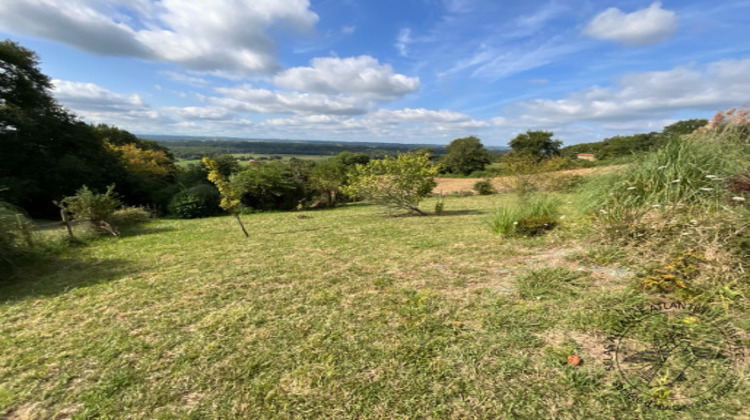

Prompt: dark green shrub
[
  {"left": 168, "top": 184, "right": 221, "bottom": 219},
  {"left": 473, "top": 179, "right": 496, "bottom": 195}
]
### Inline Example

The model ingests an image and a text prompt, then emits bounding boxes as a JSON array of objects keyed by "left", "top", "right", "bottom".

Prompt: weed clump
[
  {"left": 490, "top": 194, "right": 561, "bottom": 237},
  {"left": 638, "top": 251, "right": 703, "bottom": 295},
  {"left": 473, "top": 179, "right": 496, "bottom": 195}
]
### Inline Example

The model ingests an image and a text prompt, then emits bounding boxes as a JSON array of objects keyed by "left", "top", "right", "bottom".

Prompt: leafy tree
[
  {"left": 0, "top": 40, "right": 126, "bottom": 216},
  {"left": 106, "top": 142, "right": 174, "bottom": 178},
  {"left": 508, "top": 130, "right": 562, "bottom": 162},
  {"left": 168, "top": 184, "right": 220, "bottom": 219},
  {"left": 442, "top": 136, "right": 492, "bottom": 175},
  {"left": 344, "top": 153, "right": 439, "bottom": 215},
  {"left": 204, "top": 154, "right": 240, "bottom": 178},
  {"left": 309, "top": 159, "right": 347, "bottom": 207},
  {"left": 231, "top": 161, "right": 305, "bottom": 211},
  {"left": 661, "top": 119, "right": 708, "bottom": 138},
  {"left": 287, "top": 158, "right": 316, "bottom": 198},
  {"left": 595, "top": 133, "right": 658, "bottom": 160},
  {"left": 413, "top": 147, "right": 436, "bottom": 160},
  {"left": 331, "top": 151, "right": 370, "bottom": 167},
  {"left": 203, "top": 157, "right": 248, "bottom": 237}
]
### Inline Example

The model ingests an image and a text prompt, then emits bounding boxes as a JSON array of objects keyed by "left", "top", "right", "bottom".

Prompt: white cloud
[
  {"left": 256, "top": 108, "right": 488, "bottom": 141},
  {"left": 0, "top": 0, "right": 319, "bottom": 75},
  {"left": 367, "top": 108, "right": 479, "bottom": 124},
  {"left": 0, "top": 1, "right": 148, "bottom": 57},
  {"left": 52, "top": 79, "right": 146, "bottom": 112},
  {"left": 342, "top": 25, "right": 356, "bottom": 34},
  {"left": 274, "top": 56, "right": 420, "bottom": 99},
  {"left": 395, "top": 28, "right": 412, "bottom": 57},
  {"left": 160, "top": 71, "right": 211, "bottom": 87},
  {"left": 163, "top": 106, "right": 231, "bottom": 120},
  {"left": 212, "top": 85, "right": 372, "bottom": 116},
  {"left": 510, "top": 58, "right": 750, "bottom": 125},
  {"left": 51, "top": 79, "right": 165, "bottom": 130},
  {"left": 584, "top": 2, "right": 677, "bottom": 47},
  {"left": 443, "top": 37, "right": 582, "bottom": 80}
]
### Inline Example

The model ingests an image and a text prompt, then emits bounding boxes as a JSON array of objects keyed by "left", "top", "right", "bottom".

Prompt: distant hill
[{"left": 140, "top": 135, "right": 508, "bottom": 160}]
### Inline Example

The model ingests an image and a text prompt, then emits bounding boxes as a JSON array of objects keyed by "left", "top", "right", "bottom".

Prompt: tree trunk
[
  {"left": 60, "top": 209, "right": 76, "bottom": 242},
  {"left": 234, "top": 213, "right": 249, "bottom": 238}
]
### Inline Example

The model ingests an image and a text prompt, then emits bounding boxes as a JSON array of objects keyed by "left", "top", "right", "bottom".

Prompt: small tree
[
  {"left": 442, "top": 136, "right": 492, "bottom": 175},
  {"left": 508, "top": 130, "right": 562, "bottom": 162},
  {"left": 203, "top": 157, "right": 249, "bottom": 237},
  {"left": 56, "top": 185, "right": 121, "bottom": 237},
  {"left": 344, "top": 153, "right": 438, "bottom": 215}
]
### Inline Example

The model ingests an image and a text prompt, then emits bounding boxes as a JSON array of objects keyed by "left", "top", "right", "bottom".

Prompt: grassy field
[
  {"left": 176, "top": 154, "right": 332, "bottom": 167},
  {"left": 1, "top": 193, "right": 748, "bottom": 418}
]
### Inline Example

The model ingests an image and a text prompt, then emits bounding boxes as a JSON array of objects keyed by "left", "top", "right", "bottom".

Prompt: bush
[
  {"left": 231, "top": 161, "right": 305, "bottom": 211},
  {"left": 344, "top": 153, "right": 439, "bottom": 216},
  {"left": 110, "top": 206, "right": 153, "bottom": 228},
  {"left": 473, "top": 179, "right": 496, "bottom": 195},
  {"left": 0, "top": 202, "right": 34, "bottom": 271},
  {"left": 168, "top": 184, "right": 221, "bottom": 219},
  {"left": 57, "top": 185, "right": 121, "bottom": 236},
  {"left": 489, "top": 194, "right": 561, "bottom": 237}
]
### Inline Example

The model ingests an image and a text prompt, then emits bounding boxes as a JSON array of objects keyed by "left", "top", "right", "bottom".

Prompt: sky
[{"left": 1, "top": 0, "right": 749, "bottom": 147}]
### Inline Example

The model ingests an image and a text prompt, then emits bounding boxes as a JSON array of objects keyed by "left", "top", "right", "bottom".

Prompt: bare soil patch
[{"left": 433, "top": 165, "right": 626, "bottom": 194}]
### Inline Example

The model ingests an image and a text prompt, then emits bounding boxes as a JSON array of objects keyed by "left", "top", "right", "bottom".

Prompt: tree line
[{"left": 158, "top": 139, "right": 448, "bottom": 160}]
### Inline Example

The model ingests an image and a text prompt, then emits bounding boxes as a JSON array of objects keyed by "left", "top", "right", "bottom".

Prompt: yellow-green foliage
[
  {"left": 344, "top": 153, "right": 439, "bottom": 215},
  {"left": 203, "top": 157, "right": 241, "bottom": 213},
  {"left": 105, "top": 141, "right": 174, "bottom": 178},
  {"left": 638, "top": 251, "right": 703, "bottom": 294}
]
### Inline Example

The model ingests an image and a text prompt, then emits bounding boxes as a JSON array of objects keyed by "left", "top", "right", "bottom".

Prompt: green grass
[
  {"left": 489, "top": 193, "right": 562, "bottom": 236},
  {"left": 1, "top": 193, "right": 748, "bottom": 418}
]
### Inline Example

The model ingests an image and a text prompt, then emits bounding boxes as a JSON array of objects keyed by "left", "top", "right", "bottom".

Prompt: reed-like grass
[{"left": 489, "top": 194, "right": 561, "bottom": 236}]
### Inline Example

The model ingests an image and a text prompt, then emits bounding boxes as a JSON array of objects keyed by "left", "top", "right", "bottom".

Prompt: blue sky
[{"left": 1, "top": 0, "right": 749, "bottom": 146}]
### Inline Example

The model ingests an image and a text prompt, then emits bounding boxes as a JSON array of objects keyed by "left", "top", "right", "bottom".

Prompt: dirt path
[{"left": 433, "top": 165, "right": 626, "bottom": 194}]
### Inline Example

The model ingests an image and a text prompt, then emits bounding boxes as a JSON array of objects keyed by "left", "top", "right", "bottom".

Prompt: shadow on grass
[
  {"left": 386, "top": 209, "right": 485, "bottom": 218},
  {"left": 118, "top": 225, "right": 176, "bottom": 237},
  {"left": 435, "top": 210, "right": 485, "bottom": 216},
  {"left": 268, "top": 227, "right": 331, "bottom": 235},
  {"left": 0, "top": 255, "right": 140, "bottom": 302}
]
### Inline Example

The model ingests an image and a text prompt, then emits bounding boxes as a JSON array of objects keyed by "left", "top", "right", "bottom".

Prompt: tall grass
[
  {"left": 0, "top": 203, "right": 34, "bottom": 270},
  {"left": 581, "top": 112, "right": 750, "bottom": 228},
  {"left": 489, "top": 194, "right": 561, "bottom": 236}
]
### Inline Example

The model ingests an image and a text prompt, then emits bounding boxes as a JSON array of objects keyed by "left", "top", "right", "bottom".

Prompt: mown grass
[{"left": 1, "top": 193, "right": 748, "bottom": 418}]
